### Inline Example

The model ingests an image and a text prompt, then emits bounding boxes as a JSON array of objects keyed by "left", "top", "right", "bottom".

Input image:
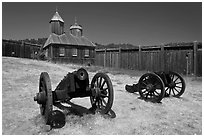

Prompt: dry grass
[{"left": 2, "top": 57, "right": 202, "bottom": 135}]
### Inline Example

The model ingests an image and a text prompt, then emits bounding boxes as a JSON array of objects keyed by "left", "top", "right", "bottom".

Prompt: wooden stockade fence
[
  {"left": 2, "top": 39, "right": 42, "bottom": 59},
  {"left": 95, "top": 42, "right": 202, "bottom": 76}
]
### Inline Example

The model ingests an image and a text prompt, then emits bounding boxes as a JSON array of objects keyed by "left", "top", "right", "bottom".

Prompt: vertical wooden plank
[
  {"left": 122, "top": 52, "right": 124, "bottom": 69},
  {"left": 116, "top": 52, "right": 119, "bottom": 68},
  {"left": 118, "top": 48, "right": 121, "bottom": 68},
  {"left": 160, "top": 45, "right": 164, "bottom": 71},
  {"left": 139, "top": 45, "right": 142, "bottom": 70},
  {"left": 197, "top": 49, "right": 202, "bottom": 76},
  {"left": 193, "top": 41, "right": 198, "bottom": 76},
  {"left": 104, "top": 48, "right": 106, "bottom": 67},
  {"left": 2, "top": 42, "right": 5, "bottom": 56},
  {"left": 125, "top": 52, "right": 128, "bottom": 69},
  {"left": 50, "top": 45, "right": 53, "bottom": 60}
]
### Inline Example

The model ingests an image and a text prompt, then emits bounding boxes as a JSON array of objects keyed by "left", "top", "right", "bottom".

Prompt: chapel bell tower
[{"left": 49, "top": 9, "right": 64, "bottom": 35}]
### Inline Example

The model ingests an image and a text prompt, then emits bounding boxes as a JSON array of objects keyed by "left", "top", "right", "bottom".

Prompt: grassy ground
[{"left": 2, "top": 57, "right": 202, "bottom": 135}]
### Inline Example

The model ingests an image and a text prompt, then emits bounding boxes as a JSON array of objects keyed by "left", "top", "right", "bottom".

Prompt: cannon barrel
[
  {"left": 53, "top": 68, "right": 89, "bottom": 100},
  {"left": 75, "top": 68, "right": 88, "bottom": 81}
]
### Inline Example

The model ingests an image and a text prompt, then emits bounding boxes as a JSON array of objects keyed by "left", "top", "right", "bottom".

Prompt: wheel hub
[
  {"left": 95, "top": 87, "right": 101, "bottom": 98},
  {"left": 146, "top": 84, "right": 154, "bottom": 92},
  {"left": 34, "top": 91, "right": 47, "bottom": 104},
  {"left": 168, "top": 82, "right": 176, "bottom": 88}
]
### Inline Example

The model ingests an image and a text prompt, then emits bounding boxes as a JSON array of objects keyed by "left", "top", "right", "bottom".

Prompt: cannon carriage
[
  {"left": 125, "top": 71, "right": 186, "bottom": 103},
  {"left": 34, "top": 68, "right": 114, "bottom": 126}
]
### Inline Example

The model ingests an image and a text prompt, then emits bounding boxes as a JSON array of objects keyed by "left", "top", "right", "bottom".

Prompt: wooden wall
[
  {"left": 95, "top": 42, "right": 202, "bottom": 76},
  {"left": 47, "top": 44, "right": 95, "bottom": 65},
  {"left": 2, "top": 39, "right": 41, "bottom": 59}
]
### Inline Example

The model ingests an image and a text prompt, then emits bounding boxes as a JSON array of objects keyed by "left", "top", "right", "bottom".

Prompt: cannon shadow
[
  {"left": 52, "top": 101, "right": 116, "bottom": 128},
  {"left": 54, "top": 101, "right": 92, "bottom": 116},
  {"left": 54, "top": 101, "right": 116, "bottom": 118}
]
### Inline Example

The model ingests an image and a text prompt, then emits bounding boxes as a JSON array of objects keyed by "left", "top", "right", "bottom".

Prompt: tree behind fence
[{"left": 95, "top": 42, "right": 202, "bottom": 76}]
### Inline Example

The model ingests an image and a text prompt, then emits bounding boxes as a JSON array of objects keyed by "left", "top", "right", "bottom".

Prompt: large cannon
[
  {"left": 125, "top": 71, "right": 186, "bottom": 103},
  {"left": 34, "top": 68, "right": 114, "bottom": 127}
]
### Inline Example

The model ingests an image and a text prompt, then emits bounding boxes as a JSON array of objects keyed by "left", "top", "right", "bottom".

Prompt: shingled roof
[
  {"left": 49, "top": 11, "right": 64, "bottom": 23},
  {"left": 43, "top": 33, "right": 96, "bottom": 49}
]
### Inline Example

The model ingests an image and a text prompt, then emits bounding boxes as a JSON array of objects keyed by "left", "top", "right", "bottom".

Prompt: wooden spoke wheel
[
  {"left": 165, "top": 71, "right": 186, "bottom": 97},
  {"left": 38, "top": 72, "right": 53, "bottom": 125},
  {"left": 90, "top": 73, "right": 114, "bottom": 114},
  {"left": 138, "top": 73, "right": 165, "bottom": 103}
]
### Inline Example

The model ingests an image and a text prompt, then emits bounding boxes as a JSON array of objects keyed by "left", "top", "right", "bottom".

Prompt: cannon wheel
[
  {"left": 39, "top": 72, "right": 53, "bottom": 125},
  {"left": 138, "top": 73, "right": 165, "bottom": 103},
  {"left": 90, "top": 73, "right": 114, "bottom": 114},
  {"left": 165, "top": 71, "right": 186, "bottom": 97}
]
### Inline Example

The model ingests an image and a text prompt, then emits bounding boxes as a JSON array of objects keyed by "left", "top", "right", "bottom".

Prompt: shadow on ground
[{"left": 47, "top": 101, "right": 116, "bottom": 129}]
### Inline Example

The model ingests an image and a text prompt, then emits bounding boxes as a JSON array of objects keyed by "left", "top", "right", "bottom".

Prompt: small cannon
[
  {"left": 34, "top": 68, "right": 114, "bottom": 126},
  {"left": 125, "top": 71, "right": 186, "bottom": 103}
]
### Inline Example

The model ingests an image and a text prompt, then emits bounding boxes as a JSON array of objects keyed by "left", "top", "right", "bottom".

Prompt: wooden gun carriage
[
  {"left": 34, "top": 68, "right": 114, "bottom": 126},
  {"left": 125, "top": 71, "right": 186, "bottom": 103}
]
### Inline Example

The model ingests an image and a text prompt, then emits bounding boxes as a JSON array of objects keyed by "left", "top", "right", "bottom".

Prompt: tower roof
[
  {"left": 70, "top": 17, "right": 82, "bottom": 30},
  {"left": 50, "top": 11, "right": 64, "bottom": 23}
]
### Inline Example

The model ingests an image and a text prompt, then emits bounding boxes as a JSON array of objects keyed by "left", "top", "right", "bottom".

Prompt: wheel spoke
[
  {"left": 176, "top": 85, "right": 182, "bottom": 88},
  {"left": 97, "top": 101, "right": 100, "bottom": 108},
  {"left": 154, "top": 90, "right": 160, "bottom": 95},
  {"left": 101, "top": 98, "right": 107, "bottom": 106},
  {"left": 141, "top": 89, "right": 147, "bottom": 94},
  {"left": 153, "top": 91, "right": 159, "bottom": 98},
  {"left": 151, "top": 92, "right": 156, "bottom": 98},
  {"left": 101, "top": 87, "right": 108, "bottom": 91},
  {"left": 101, "top": 80, "right": 106, "bottom": 88},
  {"left": 99, "top": 77, "right": 102, "bottom": 87},
  {"left": 96, "top": 78, "right": 99, "bottom": 87},
  {"left": 94, "top": 82, "right": 97, "bottom": 88},
  {"left": 153, "top": 82, "right": 161, "bottom": 89},
  {"left": 141, "top": 82, "right": 148, "bottom": 89},
  {"left": 101, "top": 94, "right": 108, "bottom": 98},
  {"left": 142, "top": 81, "right": 148, "bottom": 86},
  {"left": 99, "top": 99, "right": 103, "bottom": 108},
  {"left": 145, "top": 92, "right": 150, "bottom": 99},
  {"left": 169, "top": 88, "right": 171, "bottom": 95},
  {"left": 172, "top": 88, "right": 176, "bottom": 96},
  {"left": 174, "top": 87, "right": 180, "bottom": 93},
  {"left": 175, "top": 81, "right": 182, "bottom": 84},
  {"left": 171, "top": 74, "right": 175, "bottom": 81},
  {"left": 173, "top": 77, "right": 179, "bottom": 83},
  {"left": 149, "top": 92, "right": 153, "bottom": 98}
]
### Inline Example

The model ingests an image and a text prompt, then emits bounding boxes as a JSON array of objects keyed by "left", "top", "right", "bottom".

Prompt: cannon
[
  {"left": 34, "top": 68, "right": 114, "bottom": 126},
  {"left": 125, "top": 71, "right": 186, "bottom": 103}
]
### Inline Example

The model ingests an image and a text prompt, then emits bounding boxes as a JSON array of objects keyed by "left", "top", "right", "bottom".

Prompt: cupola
[
  {"left": 70, "top": 18, "right": 83, "bottom": 37},
  {"left": 49, "top": 9, "right": 64, "bottom": 35}
]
